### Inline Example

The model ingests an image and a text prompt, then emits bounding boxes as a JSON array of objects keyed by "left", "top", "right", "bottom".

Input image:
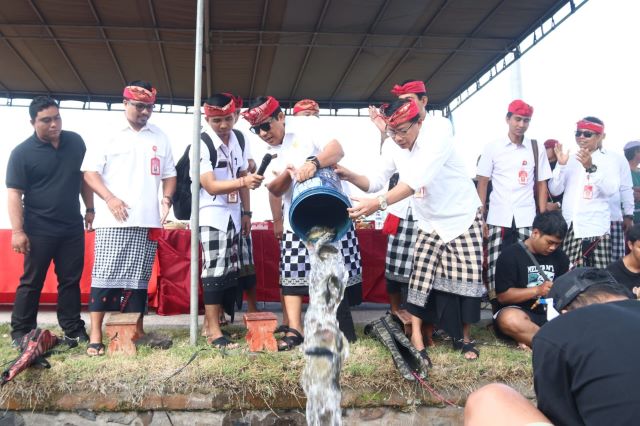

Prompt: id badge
[
  {"left": 414, "top": 186, "right": 425, "bottom": 199},
  {"left": 227, "top": 191, "right": 239, "bottom": 203},
  {"left": 518, "top": 169, "right": 528, "bottom": 185},
  {"left": 583, "top": 184, "right": 593, "bottom": 199},
  {"left": 150, "top": 157, "right": 160, "bottom": 176}
]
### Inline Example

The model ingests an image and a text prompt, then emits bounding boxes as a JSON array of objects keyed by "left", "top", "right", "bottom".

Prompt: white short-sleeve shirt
[
  {"left": 265, "top": 116, "right": 333, "bottom": 232},
  {"left": 194, "top": 127, "right": 249, "bottom": 232},
  {"left": 81, "top": 121, "right": 176, "bottom": 228},
  {"left": 477, "top": 137, "right": 552, "bottom": 228}
]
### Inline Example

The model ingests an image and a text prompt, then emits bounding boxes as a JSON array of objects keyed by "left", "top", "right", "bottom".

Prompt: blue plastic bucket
[{"left": 289, "top": 167, "right": 351, "bottom": 242}]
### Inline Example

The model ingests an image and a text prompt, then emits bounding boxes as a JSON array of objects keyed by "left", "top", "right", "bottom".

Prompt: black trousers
[{"left": 11, "top": 233, "right": 86, "bottom": 340}]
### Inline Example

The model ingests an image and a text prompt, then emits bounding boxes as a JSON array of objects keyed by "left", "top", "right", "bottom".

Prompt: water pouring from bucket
[{"left": 289, "top": 167, "right": 352, "bottom": 424}]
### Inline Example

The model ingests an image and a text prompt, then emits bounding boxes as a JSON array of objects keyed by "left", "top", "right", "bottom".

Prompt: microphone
[{"left": 257, "top": 153, "right": 277, "bottom": 176}]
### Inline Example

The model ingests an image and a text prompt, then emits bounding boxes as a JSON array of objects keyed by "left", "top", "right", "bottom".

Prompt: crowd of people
[{"left": 6, "top": 79, "right": 640, "bottom": 423}]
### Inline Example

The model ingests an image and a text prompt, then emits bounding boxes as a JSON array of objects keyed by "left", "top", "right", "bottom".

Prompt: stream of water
[{"left": 301, "top": 230, "right": 349, "bottom": 426}]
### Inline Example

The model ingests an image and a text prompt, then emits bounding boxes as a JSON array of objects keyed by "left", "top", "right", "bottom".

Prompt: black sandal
[
  {"left": 460, "top": 340, "right": 479, "bottom": 361},
  {"left": 86, "top": 342, "right": 105, "bottom": 357},
  {"left": 274, "top": 324, "right": 289, "bottom": 334},
  {"left": 277, "top": 327, "right": 304, "bottom": 351}
]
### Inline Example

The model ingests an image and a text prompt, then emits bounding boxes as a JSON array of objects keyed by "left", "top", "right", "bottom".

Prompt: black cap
[{"left": 548, "top": 267, "right": 629, "bottom": 311}]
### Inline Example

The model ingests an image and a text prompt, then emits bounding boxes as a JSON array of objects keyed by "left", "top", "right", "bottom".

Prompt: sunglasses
[
  {"left": 386, "top": 120, "right": 416, "bottom": 138},
  {"left": 250, "top": 118, "right": 274, "bottom": 135},
  {"left": 575, "top": 130, "right": 597, "bottom": 138},
  {"left": 127, "top": 101, "right": 155, "bottom": 112}
]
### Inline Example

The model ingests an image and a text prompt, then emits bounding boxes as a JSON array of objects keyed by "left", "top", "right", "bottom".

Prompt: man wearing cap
[
  {"left": 242, "top": 96, "right": 363, "bottom": 348},
  {"left": 347, "top": 98, "right": 483, "bottom": 361},
  {"left": 549, "top": 117, "right": 619, "bottom": 268},
  {"left": 477, "top": 100, "right": 552, "bottom": 306},
  {"left": 465, "top": 267, "right": 640, "bottom": 425},
  {"left": 292, "top": 99, "right": 320, "bottom": 117},
  {"left": 623, "top": 140, "right": 640, "bottom": 223},
  {"left": 195, "top": 93, "right": 263, "bottom": 347},
  {"left": 82, "top": 81, "right": 176, "bottom": 356},
  {"left": 492, "top": 211, "right": 569, "bottom": 348}
]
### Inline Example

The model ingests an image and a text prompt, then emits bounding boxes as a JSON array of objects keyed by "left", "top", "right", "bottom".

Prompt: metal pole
[{"left": 189, "top": 0, "right": 204, "bottom": 345}]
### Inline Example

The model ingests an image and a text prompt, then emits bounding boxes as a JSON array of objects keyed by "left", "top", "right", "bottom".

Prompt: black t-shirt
[
  {"left": 532, "top": 299, "right": 640, "bottom": 426},
  {"left": 6, "top": 130, "right": 86, "bottom": 237},
  {"left": 494, "top": 242, "right": 569, "bottom": 315},
  {"left": 606, "top": 258, "right": 640, "bottom": 291}
]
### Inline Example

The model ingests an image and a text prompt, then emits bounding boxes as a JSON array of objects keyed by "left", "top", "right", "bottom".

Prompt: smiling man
[
  {"left": 476, "top": 100, "right": 553, "bottom": 306},
  {"left": 549, "top": 117, "right": 619, "bottom": 268},
  {"left": 345, "top": 98, "right": 483, "bottom": 361},
  {"left": 6, "top": 96, "right": 94, "bottom": 347},
  {"left": 493, "top": 211, "right": 569, "bottom": 348},
  {"left": 242, "top": 96, "right": 363, "bottom": 348},
  {"left": 81, "top": 81, "right": 177, "bottom": 356}
]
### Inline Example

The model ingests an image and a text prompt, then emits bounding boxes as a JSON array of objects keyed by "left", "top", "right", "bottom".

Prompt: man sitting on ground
[
  {"left": 607, "top": 223, "right": 640, "bottom": 292},
  {"left": 465, "top": 267, "right": 640, "bottom": 426},
  {"left": 493, "top": 211, "right": 569, "bottom": 348}
]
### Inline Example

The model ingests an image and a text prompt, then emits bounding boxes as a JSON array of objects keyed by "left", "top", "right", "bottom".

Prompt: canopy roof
[{"left": 0, "top": 0, "right": 576, "bottom": 111}]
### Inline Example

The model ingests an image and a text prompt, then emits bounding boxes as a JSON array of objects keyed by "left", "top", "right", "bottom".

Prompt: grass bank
[{"left": 0, "top": 323, "right": 532, "bottom": 410}]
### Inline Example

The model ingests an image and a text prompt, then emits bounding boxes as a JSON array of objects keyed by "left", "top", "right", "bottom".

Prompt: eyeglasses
[
  {"left": 386, "top": 121, "right": 416, "bottom": 138},
  {"left": 575, "top": 130, "right": 597, "bottom": 138},
  {"left": 127, "top": 101, "right": 155, "bottom": 112},
  {"left": 250, "top": 118, "right": 274, "bottom": 135}
]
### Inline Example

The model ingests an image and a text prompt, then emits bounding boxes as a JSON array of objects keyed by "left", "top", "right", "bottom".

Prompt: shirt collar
[{"left": 503, "top": 136, "right": 530, "bottom": 148}]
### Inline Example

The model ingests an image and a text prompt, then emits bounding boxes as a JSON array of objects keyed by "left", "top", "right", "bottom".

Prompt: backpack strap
[
  {"left": 531, "top": 138, "right": 540, "bottom": 213},
  {"left": 232, "top": 129, "right": 245, "bottom": 152},
  {"left": 200, "top": 132, "right": 218, "bottom": 167},
  {"left": 517, "top": 240, "right": 550, "bottom": 282}
]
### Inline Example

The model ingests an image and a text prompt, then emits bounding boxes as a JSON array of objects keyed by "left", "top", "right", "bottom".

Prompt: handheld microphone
[{"left": 257, "top": 153, "right": 277, "bottom": 176}]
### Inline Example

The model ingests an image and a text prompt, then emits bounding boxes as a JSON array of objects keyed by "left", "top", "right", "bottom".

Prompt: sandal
[
  {"left": 460, "top": 340, "right": 479, "bottom": 361},
  {"left": 277, "top": 327, "right": 304, "bottom": 351},
  {"left": 208, "top": 335, "right": 238, "bottom": 349},
  {"left": 86, "top": 342, "right": 105, "bottom": 357},
  {"left": 274, "top": 324, "right": 289, "bottom": 334}
]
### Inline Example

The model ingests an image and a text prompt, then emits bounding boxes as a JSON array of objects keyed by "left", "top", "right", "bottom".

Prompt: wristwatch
[
  {"left": 305, "top": 156, "right": 321, "bottom": 169},
  {"left": 585, "top": 164, "right": 598, "bottom": 173},
  {"left": 242, "top": 210, "right": 253, "bottom": 218},
  {"left": 377, "top": 195, "right": 388, "bottom": 211},
  {"left": 85, "top": 208, "right": 95, "bottom": 214}
]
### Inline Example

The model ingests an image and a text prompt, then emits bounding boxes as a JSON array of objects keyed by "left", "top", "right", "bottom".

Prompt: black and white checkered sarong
[
  {"left": 238, "top": 234, "right": 256, "bottom": 283},
  {"left": 408, "top": 211, "right": 484, "bottom": 307},
  {"left": 200, "top": 218, "right": 239, "bottom": 290},
  {"left": 385, "top": 209, "right": 418, "bottom": 283},
  {"left": 562, "top": 225, "right": 611, "bottom": 268},
  {"left": 281, "top": 224, "right": 362, "bottom": 287},
  {"left": 486, "top": 224, "right": 531, "bottom": 300},
  {"left": 92, "top": 227, "right": 157, "bottom": 290},
  {"left": 610, "top": 220, "right": 625, "bottom": 261}
]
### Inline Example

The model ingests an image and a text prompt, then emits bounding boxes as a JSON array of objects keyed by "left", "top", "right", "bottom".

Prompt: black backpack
[{"left": 172, "top": 129, "right": 245, "bottom": 220}]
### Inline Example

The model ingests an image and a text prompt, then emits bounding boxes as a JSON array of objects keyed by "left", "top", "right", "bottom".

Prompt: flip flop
[
  {"left": 86, "top": 342, "right": 105, "bottom": 357},
  {"left": 274, "top": 324, "right": 289, "bottom": 334}
]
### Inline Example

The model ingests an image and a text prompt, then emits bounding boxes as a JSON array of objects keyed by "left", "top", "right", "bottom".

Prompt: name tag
[
  {"left": 414, "top": 187, "right": 425, "bottom": 198},
  {"left": 518, "top": 169, "right": 528, "bottom": 185},
  {"left": 227, "top": 191, "right": 239, "bottom": 204},
  {"left": 150, "top": 157, "right": 160, "bottom": 175},
  {"left": 583, "top": 185, "right": 593, "bottom": 199}
]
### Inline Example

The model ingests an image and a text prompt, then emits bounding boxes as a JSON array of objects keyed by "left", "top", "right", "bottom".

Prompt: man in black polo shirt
[{"left": 6, "top": 96, "right": 94, "bottom": 346}]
